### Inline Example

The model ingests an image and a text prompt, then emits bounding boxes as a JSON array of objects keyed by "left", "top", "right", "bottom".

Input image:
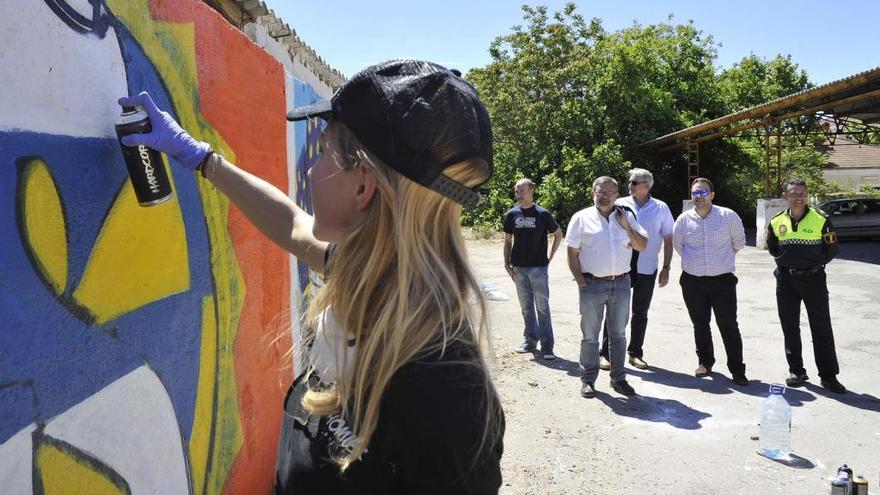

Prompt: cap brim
[{"left": 286, "top": 99, "right": 333, "bottom": 121}]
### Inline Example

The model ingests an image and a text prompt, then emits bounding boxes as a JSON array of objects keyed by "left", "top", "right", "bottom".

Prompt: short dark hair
[
  {"left": 782, "top": 177, "right": 807, "bottom": 191},
  {"left": 691, "top": 177, "right": 714, "bottom": 192}
]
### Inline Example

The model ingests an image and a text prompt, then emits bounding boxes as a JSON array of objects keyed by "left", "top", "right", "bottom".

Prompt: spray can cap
[
  {"left": 121, "top": 105, "right": 138, "bottom": 114},
  {"left": 768, "top": 383, "right": 785, "bottom": 395}
]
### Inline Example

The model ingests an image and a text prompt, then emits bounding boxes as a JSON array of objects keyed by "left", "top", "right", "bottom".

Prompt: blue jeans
[
  {"left": 578, "top": 275, "right": 631, "bottom": 383},
  {"left": 513, "top": 266, "right": 554, "bottom": 353}
]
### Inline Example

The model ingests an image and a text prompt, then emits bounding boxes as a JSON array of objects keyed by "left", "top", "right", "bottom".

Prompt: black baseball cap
[{"left": 287, "top": 59, "right": 493, "bottom": 208}]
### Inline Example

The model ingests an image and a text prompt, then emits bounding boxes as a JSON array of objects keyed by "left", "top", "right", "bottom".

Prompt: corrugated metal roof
[
  {"left": 643, "top": 66, "right": 880, "bottom": 149},
  {"left": 824, "top": 137, "right": 880, "bottom": 170},
  {"left": 234, "top": 1, "right": 346, "bottom": 89}
]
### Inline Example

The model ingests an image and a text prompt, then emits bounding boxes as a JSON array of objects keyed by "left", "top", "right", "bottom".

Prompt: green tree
[
  {"left": 466, "top": 4, "right": 723, "bottom": 227},
  {"left": 717, "top": 54, "right": 811, "bottom": 113}
]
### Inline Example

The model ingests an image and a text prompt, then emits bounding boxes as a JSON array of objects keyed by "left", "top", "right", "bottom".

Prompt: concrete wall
[
  {"left": 0, "top": 1, "right": 330, "bottom": 493},
  {"left": 824, "top": 168, "right": 880, "bottom": 192},
  {"left": 755, "top": 198, "right": 788, "bottom": 249}
]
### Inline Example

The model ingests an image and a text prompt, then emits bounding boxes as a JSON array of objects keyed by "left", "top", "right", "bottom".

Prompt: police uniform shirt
[{"left": 767, "top": 207, "right": 838, "bottom": 270}]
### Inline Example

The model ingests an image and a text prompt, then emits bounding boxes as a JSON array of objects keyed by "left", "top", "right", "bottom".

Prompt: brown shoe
[
  {"left": 628, "top": 356, "right": 648, "bottom": 370},
  {"left": 599, "top": 355, "right": 611, "bottom": 371},
  {"left": 694, "top": 364, "right": 711, "bottom": 377}
]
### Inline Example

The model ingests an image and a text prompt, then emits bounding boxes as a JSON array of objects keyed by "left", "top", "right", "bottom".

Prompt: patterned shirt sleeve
[{"left": 729, "top": 211, "right": 746, "bottom": 252}]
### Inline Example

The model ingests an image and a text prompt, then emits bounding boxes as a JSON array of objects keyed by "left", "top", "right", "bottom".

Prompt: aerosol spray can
[
  {"left": 830, "top": 465, "right": 853, "bottom": 495},
  {"left": 115, "top": 105, "right": 173, "bottom": 206},
  {"left": 851, "top": 475, "right": 868, "bottom": 495}
]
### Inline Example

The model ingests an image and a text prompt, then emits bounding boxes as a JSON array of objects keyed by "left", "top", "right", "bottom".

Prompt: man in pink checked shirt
[{"left": 672, "top": 177, "right": 749, "bottom": 387}]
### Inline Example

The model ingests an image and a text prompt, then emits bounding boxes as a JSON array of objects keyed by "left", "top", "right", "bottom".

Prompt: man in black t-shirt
[{"left": 503, "top": 178, "right": 562, "bottom": 359}]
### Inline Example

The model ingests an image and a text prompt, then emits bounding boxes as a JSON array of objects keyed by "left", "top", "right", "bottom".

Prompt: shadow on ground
[
  {"left": 835, "top": 240, "right": 880, "bottom": 264},
  {"left": 627, "top": 366, "right": 817, "bottom": 406},
  {"left": 529, "top": 353, "right": 580, "bottom": 376},
  {"left": 593, "top": 392, "right": 711, "bottom": 430},
  {"left": 801, "top": 383, "right": 880, "bottom": 413},
  {"left": 757, "top": 452, "right": 816, "bottom": 469}
]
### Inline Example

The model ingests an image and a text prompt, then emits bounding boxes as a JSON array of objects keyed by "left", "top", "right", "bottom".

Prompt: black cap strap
[{"left": 429, "top": 175, "right": 480, "bottom": 208}]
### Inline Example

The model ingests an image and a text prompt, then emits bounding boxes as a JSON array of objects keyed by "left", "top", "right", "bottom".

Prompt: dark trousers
[
  {"left": 775, "top": 268, "right": 839, "bottom": 379},
  {"left": 600, "top": 271, "right": 657, "bottom": 358},
  {"left": 679, "top": 272, "right": 746, "bottom": 376}
]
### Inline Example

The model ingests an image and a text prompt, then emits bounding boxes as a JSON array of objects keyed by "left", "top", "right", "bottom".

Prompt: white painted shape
[
  {"left": 43, "top": 365, "right": 188, "bottom": 494},
  {"left": 0, "top": 0, "right": 127, "bottom": 138},
  {"left": 0, "top": 423, "right": 36, "bottom": 494},
  {"left": 756, "top": 198, "right": 788, "bottom": 249}
]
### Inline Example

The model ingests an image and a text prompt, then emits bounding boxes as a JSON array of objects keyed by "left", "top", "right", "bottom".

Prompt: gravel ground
[{"left": 466, "top": 236, "right": 880, "bottom": 494}]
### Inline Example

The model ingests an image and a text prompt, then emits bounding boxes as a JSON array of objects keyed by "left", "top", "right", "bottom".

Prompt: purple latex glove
[{"left": 117, "top": 91, "right": 212, "bottom": 171}]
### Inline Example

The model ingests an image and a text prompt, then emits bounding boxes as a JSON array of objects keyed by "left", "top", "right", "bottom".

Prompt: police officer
[{"left": 767, "top": 178, "right": 845, "bottom": 394}]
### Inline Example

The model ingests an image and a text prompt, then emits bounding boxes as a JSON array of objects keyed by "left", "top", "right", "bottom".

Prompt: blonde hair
[{"left": 302, "top": 121, "right": 499, "bottom": 468}]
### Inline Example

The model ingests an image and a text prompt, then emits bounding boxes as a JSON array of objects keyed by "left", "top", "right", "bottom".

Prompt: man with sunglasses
[
  {"left": 673, "top": 178, "right": 749, "bottom": 386},
  {"left": 597, "top": 169, "right": 674, "bottom": 370}
]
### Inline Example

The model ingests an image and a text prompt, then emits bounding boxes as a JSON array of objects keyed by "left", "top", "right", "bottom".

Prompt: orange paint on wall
[{"left": 150, "top": 1, "right": 293, "bottom": 493}]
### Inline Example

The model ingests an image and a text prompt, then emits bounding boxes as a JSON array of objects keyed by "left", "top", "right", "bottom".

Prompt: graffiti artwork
[{"left": 0, "top": 0, "right": 327, "bottom": 493}]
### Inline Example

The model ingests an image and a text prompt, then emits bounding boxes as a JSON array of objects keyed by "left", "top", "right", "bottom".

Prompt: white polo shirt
[
  {"left": 616, "top": 195, "right": 674, "bottom": 274},
  {"left": 564, "top": 206, "right": 648, "bottom": 277}
]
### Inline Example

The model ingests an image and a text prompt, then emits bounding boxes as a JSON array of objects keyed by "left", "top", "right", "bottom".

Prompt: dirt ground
[{"left": 466, "top": 236, "right": 880, "bottom": 494}]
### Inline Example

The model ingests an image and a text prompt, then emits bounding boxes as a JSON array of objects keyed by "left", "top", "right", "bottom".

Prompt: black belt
[
  {"left": 785, "top": 266, "right": 823, "bottom": 276},
  {"left": 584, "top": 272, "right": 628, "bottom": 281}
]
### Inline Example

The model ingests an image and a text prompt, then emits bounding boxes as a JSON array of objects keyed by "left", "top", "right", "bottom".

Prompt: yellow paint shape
[
  {"left": 36, "top": 441, "right": 125, "bottom": 495},
  {"left": 20, "top": 158, "right": 68, "bottom": 295},
  {"left": 188, "top": 295, "right": 217, "bottom": 495},
  {"left": 73, "top": 179, "right": 189, "bottom": 324},
  {"left": 108, "top": 3, "right": 248, "bottom": 491},
  {"left": 106, "top": 0, "right": 228, "bottom": 155}
]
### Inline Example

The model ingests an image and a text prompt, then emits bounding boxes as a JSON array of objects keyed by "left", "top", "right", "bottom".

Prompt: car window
[
  {"left": 821, "top": 202, "right": 840, "bottom": 214},
  {"left": 837, "top": 201, "right": 861, "bottom": 215},
  {"left": 863, "top": 200, "right": 880, "bottom": 213}
]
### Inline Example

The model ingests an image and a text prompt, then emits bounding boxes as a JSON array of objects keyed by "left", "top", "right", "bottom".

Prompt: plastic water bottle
[{"left": 759, "top": 383, "right": 791, "bottom": 459}]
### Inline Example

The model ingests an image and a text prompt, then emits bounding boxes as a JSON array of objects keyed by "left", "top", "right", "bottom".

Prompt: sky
[{"left": 271, "top": 0, "right": 879, "bottom": 86}]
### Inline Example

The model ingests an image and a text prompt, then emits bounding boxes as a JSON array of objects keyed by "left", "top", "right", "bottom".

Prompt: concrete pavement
[{"left": 469, "top": 238, "right": 880, "bottom": 494}]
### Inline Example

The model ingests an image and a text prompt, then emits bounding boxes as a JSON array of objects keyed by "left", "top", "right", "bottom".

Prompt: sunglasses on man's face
[
  {"left": 628, "top": 180, "right": 643, "bottom": 186},
  {"left": 691, "top": 189, "right": 710, "bottom": 198}
]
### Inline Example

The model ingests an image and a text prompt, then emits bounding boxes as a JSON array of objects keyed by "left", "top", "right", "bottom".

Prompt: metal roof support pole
[
  {"left": 764, "top": 125, "right": 772, "bottom": 197},
  {"left": 776, "top": 125, "right": 783, "bottom": 196},
  {"left": 687, "top": 140, "right": 699, "bottom": 191}
]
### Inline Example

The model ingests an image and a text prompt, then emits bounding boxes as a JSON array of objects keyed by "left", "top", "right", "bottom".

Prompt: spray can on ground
[
  {"left": 831, "top": 465, "right": 853, "bottom": 495},
  {"left": 851, "top": 475, "right": 868, "bottom": 495},
  {"left": 115, "top": 105, "right": 173, "bottom": 206}
]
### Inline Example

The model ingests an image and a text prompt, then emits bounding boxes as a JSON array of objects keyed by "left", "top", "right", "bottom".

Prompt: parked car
[{"left": 817, "top": 198, "right": 880, "bottom": 239}]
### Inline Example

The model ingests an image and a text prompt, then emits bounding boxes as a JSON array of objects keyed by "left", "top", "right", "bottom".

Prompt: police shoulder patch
[{"left": 823, "top": 231, "right": 837, "bottom": 244}]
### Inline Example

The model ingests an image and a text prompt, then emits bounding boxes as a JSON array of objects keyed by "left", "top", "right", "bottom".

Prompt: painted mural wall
[{"left": 0, "top": 1, "right": 328, "bottom": 493}]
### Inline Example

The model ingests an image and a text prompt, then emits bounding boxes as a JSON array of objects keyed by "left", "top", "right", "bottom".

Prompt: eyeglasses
[
  {"left": 691, "top": 189, "right": 710, "bottom": 198},
  {"left": 594, "top": 189, "right": 619, "bottom": 196},
  {"left": 628, "top": 180, "right": 644, "bottom": 186}
]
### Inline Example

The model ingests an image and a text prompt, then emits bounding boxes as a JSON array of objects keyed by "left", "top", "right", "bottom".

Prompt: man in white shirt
[
  {"left": 598, "top": 168, "right": 674, "bottom": 370},
  {"left": 566, "top": 177, "right": 648, "bottom": 398},
  {"left": 672, "top": 177, "right": 749, "bottom": 386}
]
